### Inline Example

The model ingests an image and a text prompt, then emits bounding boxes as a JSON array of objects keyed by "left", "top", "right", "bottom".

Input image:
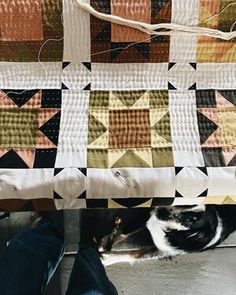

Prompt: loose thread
[
  {"left": 2, "top": 1, "right": 236, "bottom": 100},
  {"left": 90, "top": 35, "right": 157, "bottom": 57},
  {"left": 3, "top": 12, "right": 64, "bottom": 99},
  {"left": 200, "top": 2, "right": 236, "bottom": 24},
  {"left": 77, "top": 0, "right": 236, "bottom": 40}
]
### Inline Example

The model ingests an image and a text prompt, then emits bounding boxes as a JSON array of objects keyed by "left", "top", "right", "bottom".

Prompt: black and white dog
[{"left": 81, "top": 205, "right": 236, "bottom": 265}]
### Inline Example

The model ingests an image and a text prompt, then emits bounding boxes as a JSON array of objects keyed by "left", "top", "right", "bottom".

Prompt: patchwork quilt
[{"left": 0, "top": 0, "right": 235, "bottom": 211}]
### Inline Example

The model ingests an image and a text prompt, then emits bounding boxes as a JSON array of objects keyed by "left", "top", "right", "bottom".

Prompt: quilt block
[
  {"left": 0, "top": 0, "right": 63, "bottom": 62},
  {"left": 90, "top": 0, "right": 171, "bottom": 63},
  {"left": 88, "top": 90, "right": 173, "bottom": 168}
]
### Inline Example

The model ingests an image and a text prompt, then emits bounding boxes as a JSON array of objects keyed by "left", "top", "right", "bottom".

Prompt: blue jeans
[{"left": 0, "top": 224, "right": 118, "bottom": 295}]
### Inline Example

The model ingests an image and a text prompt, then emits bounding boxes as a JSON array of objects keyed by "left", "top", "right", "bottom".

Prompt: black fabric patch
[
  {"left": 34, "top": 149, "right": 57, "bottom": 168},
  {"left": 0, "top": 149, "right": 29, "bottom": 168},
  {"left": 202, "top": 148, "right": 225, "bottom": 167},
  {"left": 39, "top": 112, "right": 61, "bottom": 146}
]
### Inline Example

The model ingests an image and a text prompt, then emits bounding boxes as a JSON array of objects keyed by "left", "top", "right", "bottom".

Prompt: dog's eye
[{"left": 181, "top": 214, "right": 199, "bottom": 226}]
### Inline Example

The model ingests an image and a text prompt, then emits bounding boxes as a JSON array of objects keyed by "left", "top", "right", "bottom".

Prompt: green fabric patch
[
  {"left": 111, "top": 150, "right": 150, "bottom": 168},
  {"left": 88, "top": 113, "right": 107, "bottom": 145},
  {"left": 87, "top": 149, "right": 108, "bottom": 168},
  {"left": 218, "top": 0, "right": 236, "bottom": 32},
  {"left": 90, "top": 91, "right": 109, "bottom": 108},
  {"left": 152, "top": 147, "right": 174, "bottom": 167},
  {"left": 112, "top": 90, "right": 146, "bottom": 107},
  {"left": 152, "top": 112, "right": 171, "bottom": 142},
  {"left": 0, "top": 109, "right": 38, "bottom": 148},
  {"left": 149, "top": 90, "right": 169, "bottom": 108}
]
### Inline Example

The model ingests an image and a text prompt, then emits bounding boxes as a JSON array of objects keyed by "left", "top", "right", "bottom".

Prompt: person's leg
[
  {"left": 0, "top": 223, "right": 64, "bottom": 295},
  {"left": 66, "top": 247, "right": 118, "bottom": 295}
]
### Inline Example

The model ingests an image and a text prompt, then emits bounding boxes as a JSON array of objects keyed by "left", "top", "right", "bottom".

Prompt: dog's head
[{"left": 147, "top": 205, "right": 221, "bottom": 256}]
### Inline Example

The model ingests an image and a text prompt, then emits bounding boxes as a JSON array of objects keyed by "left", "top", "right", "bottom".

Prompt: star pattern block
[
  {"left": 0, "top": 89, "right": 61, "bottom": 168},
  {"left": 196, "top": 89, "right": 236, "bottom": 166},
  {"left": 87, "top": 90, "right": 173, "bottom": 168}
]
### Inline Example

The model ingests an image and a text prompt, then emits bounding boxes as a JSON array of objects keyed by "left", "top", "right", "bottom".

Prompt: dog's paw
[{"left": 101, "top": 252, "right": 135, "bottom": 266}]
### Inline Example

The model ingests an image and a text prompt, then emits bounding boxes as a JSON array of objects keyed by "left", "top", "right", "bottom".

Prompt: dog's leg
[
  {"left": 102, "top": 251, "right": 136, "bottom": 266},
  {"left": 101, "top": 247, "right": 173, "bottom": 266}
]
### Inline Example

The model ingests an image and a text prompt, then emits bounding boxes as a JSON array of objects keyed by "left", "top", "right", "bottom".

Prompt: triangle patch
[
  {"left": 189, "top": 63, "right": 197, "bottom": 70},
  {"left": 14, "top": 149, "right": 36, "bottom": 168},
  {"left": 54, "top": 168, "right": 64, "bottom": 176},
  {"left": 175, "top": 190, "right": 184, "bottom": 198},
  {"left": 112, "top": 150, "right": 150, "bottom": 168},
  {"left": 222, "top": 196, "right": 236, "bottom": 205},
  {"left": 62, "top": 62, "right": 71, "bottom": 69},
  {"left": 0, "top": 149, "right": 29, "bottom": 168},
  {"left": 83, "top": 83, "right": 91, "bottom": 91},
  {"left": 82, "top": 62, "right": 91, "bottom": 71},
  {"left": 2, "top": 89, "right": 40, "bottom": 107},
  {"left": 110, "top": 198, "right": 151, "bottom": 208},
  {"left": 88, "top": 114, "right": 107, "bottom": 145},
  {"left": 197, "top": 167, "right": 208, "bottom": 175},
  {"left": 61, "top": 82, "right": 69, "bottom": 90},
  {"left": 152, "top": 113, "right": 171, "bottom": 142},
  {"left": 168, "top": 82, "right": 177, "bottom": 90},
  {"left": 39, "top": 112, "right": 61, "bottom": 146},
  {"left": 197, "top": 111, "right": 218, "bottom": 145},
  {"left": 198, "top": 189, "right": 208, "bottom": 197},
  {"left": 188, "top": 83, "right": 196, "bottom": 90},
  {"left": 215, "top": 90, "right": 235, "bottom": 108},
  {"left": 227, "top": 154, "right": 236, "bottom": 166},
  {"left": 217, "top": 90, "right": 236, "bottom": 106},
  {"left": 78, "top": 168, "right": 87, "bottom": 176},
  {"left": 53, "top": 191, "right": 63, "bottom": 199},
  {"left": 168, "top": 62, "right": 176, "bottom": 70},
  {"left": 175, "top": 167, "right": 183, "bottom": 175},
  {"left": 112, "top": 90, "right": 147, "bottom": 108}
]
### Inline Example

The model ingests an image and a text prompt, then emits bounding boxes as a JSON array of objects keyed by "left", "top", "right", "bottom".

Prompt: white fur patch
[
  {"left": 186, "top": 205, "right": 206, "bottom": 213},
  {"left": 204, "top": 213, "right": 223, "bottom": 249},
  {"left": 146, "top": 212, "right": 186, "bottom": 257},
  {"left": 102, "top": 253, "right": 135, "bottom": 266},
  {"left": 102, "top": 251, "right": 170, "bottom": 266}
]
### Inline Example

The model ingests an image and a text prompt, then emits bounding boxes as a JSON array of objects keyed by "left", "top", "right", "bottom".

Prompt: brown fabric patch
[
  {"left": 0, "top": 199, "right": 56, "bottom": 212},
  {"left": 111, "top": 0, "right": 151, "bottom": 43},
  {"left": 0, "top": 199, "right": 28, "bottom": 212},
  {"left": 0, "top": 1, "right": 44, "bottom": 41},
  {"left": 109, "top": 109, "right": 151, "bottom": 148},
  {"left": 90, "top": 0, "right": 172, "bottom": 63}
]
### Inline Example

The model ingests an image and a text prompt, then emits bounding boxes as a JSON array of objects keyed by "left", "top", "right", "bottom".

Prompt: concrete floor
[
  {"left": 45, "top": 247, "right": 236, "bottom": 295},
  {"left": 0, "top": 210, "right": 235, "bottom": 295}
]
